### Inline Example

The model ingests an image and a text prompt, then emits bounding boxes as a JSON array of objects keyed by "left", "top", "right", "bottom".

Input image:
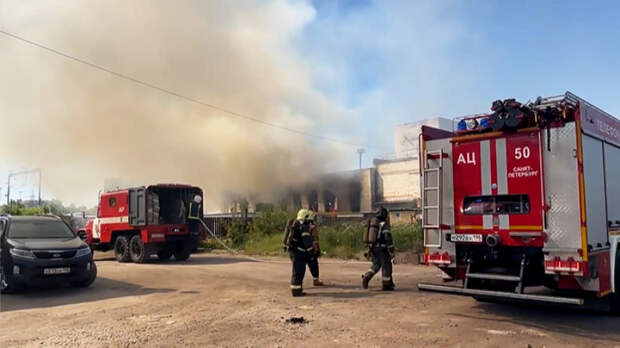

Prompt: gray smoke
[{"left": 0, "top": 0, "right": 356, "bottom": 210}]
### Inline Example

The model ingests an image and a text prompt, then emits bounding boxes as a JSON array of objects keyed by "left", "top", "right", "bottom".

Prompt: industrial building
[
  {"left": 393, "top": 117, "right": 453, "bottom": 159},
  {"left": 231, "top": 117, "right": 453, "bottom": 223}
]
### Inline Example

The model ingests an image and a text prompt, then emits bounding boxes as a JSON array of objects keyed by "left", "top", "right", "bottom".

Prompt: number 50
[{"left": 515, "top": 146, "right": 530, "bottom": 159}]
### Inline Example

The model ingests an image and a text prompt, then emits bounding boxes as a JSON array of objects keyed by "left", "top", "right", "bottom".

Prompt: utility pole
[
  {"left": 6, "top": 172, "right": 10, "bottom": 206},
  {"left": 357, "top": 148, "right": 366, "bottom": 169},
  {"left": 38, "top": 170, "right": 42, "bottom": 206}
]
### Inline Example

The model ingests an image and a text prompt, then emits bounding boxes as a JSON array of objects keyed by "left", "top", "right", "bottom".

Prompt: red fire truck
[
  {"left": 80, "top": 184, "right": 203, "bottom": 263},
  {"left": 418, "top": 92, "right": 620, "bottom": 312}
]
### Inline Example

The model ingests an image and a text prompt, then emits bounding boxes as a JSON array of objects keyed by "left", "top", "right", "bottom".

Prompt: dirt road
[{"left": 1, "top": 253, "right": 619, "bottom": 347}]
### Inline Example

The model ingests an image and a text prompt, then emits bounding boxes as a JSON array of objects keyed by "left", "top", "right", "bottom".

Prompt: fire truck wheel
[
  {"left": 173, "top": 247, "right": 191, "bottom": 261},
  {"left": 129, "top": 235, "right": 149, "bottom": 263},
  {"left": 157, "top": 250, "right": 173, "bottom": 261},
  {"left": 114, "top": 236, "right": 131, "bottom": 263}
]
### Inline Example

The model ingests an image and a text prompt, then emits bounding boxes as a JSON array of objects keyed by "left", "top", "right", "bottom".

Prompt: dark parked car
[{"left": 0, "top": 215, "right": 97, "bottom": 293}]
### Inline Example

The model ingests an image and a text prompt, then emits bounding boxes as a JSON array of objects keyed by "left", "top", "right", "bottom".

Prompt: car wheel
[
  {"left": 71, "top": 263, "right": 97, "bottom": 288},
  {"left": 114, "top": 235, "right": 131, "bottom": 263},
  {"left": 0, "top": 266, "right": 18, "bottom": 294},
  {"left": 174, "top": 246, "right": 191, "bottom": 261},
  {"left": 611, "top": 250, "right": 620, "bottom": 315},
  {"left": 129, "top": 235, "right": 149, "bottom": 263},
  {"left": 157, "top": 249, "right": 173, "bottom": 261}
]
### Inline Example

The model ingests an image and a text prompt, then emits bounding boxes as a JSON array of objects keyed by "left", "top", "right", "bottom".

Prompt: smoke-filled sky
[{"left": 1, "top": 0, "right": 619, "bottom": 209}]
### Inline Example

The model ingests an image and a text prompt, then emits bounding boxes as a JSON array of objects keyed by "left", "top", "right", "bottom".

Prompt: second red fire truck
[
  {"left": 418, "top": 92, "right": 620, "bottom": 312},
  {"left": 80, "top": 184, "right": 203, "bottom": 263}
]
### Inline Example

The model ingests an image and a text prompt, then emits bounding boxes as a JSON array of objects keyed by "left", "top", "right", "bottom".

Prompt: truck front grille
[{"left": 34, "top": 250, "right": 77, "bottom": 259}]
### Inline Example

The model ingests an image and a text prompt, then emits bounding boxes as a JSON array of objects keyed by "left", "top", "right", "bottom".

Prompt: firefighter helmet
[
  {"left": 296, "top": 209, "right": 309, "bottom": 222},
  {"left": 376, "top": 207, "right": 388, "bottom": 221},
  {"left": 194, "top": 195, "right": 202, "bottom": 203}
]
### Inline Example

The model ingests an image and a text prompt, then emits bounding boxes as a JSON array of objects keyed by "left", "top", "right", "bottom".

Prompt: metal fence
[{"left": 203, "top": 212, "right": 257, "bottom": 237}]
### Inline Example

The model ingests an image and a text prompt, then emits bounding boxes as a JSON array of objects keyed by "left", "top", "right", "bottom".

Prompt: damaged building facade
[{"left": 229, "top": 118, "right": 452, "bottom": 224}]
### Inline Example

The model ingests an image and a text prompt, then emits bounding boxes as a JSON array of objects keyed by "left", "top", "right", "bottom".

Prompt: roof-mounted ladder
[{"left": 423, "top": 149, "right": 446, "bottom": 248}]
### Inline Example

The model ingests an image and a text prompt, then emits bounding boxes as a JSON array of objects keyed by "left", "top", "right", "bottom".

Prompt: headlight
[
  {"left": 10, "top": 248, "right": 35, "bottom": 259},
  {"left": 75, "top": 247, "right": 92, "bottom": 258}
]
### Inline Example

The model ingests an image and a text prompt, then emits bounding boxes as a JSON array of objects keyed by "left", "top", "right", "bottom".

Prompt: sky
[{"left": 1, "top": 0, "right": 619, "bottom": 207}]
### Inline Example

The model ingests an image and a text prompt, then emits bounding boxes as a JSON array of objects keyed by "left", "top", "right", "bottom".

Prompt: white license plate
[
  {"left": 43, "top": 267, "right": 71, "bottom": 275},
  {"left": 450, "top": 234, "right": 483, "bottom": 243}
]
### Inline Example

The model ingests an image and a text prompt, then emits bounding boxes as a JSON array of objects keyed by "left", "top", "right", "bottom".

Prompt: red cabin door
[{"left": 129, "top": 187, "right": 147, "bottom": 227}]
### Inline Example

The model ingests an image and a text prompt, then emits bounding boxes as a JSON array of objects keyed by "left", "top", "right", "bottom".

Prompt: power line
[{"left": 0, "top": 29, "right": 381, "bottom": 150}]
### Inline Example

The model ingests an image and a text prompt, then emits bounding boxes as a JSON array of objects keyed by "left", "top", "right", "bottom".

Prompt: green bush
[
  {"left": 317, "top": 222, "right": 423, "bottom": 258},
  {"left": 245, "top": 232, "right": 284, "bottom": 255},
  {"left": 226, "top": 218, "right": 249, "bottom": 248},
  {"left": 318, "top": 224, "right": 366, "bottom": 259},
  {"left": 391, "top": 223, "right": 424, "bottom": 253},
  {"left": 1, "top": 204, "right": 50, "bottom": 216},
  {"left": 215, "top": 210, "right": 423, "bottom": 259},
  {"left": 201, "top": 238, "right": 224, "bottom": 250},
  {"left": 248, "top": 209, "right": 294, "bottom": 236}
]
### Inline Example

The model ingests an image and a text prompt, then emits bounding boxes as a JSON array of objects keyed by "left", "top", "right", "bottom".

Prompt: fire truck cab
[
  {"left": 81, "top": 184, "right": 203, "bottom": 263},
  {"left": 418, "top": 92, "right": 620, "bottom": 312}
]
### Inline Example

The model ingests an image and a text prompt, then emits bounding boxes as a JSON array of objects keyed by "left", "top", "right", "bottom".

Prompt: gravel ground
[{"left": 1, "top": 252, "right": 619, "bottom": 347}]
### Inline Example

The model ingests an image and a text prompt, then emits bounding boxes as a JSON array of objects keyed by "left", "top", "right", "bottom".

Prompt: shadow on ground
[
  {"left": 1, "top": 277, "right": 174, "bottom": 312},
  {"left": 95, "top": 254, "right": 258, "bottom": 266},
  {"left": 449, "top": 301, "right": 620, "bottom": 341},
  {"left": 307, "top": 283, "right": 410, "bottom": 299},
  {"left": 158, "top": 255, "right": 258, "bottom": 266},
  {"left": 306, "top": 290, "right": 383, "bottom": 299}
]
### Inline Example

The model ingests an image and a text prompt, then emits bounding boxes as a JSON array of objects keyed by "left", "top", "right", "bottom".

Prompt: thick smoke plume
[{"left": 0, "top": 0, "right": 354, "bottom": 210}]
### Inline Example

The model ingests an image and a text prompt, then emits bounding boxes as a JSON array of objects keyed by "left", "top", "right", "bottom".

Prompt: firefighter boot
[
  {"left": 313, "top": 278, "right": 324, "bottom": 286},
  {"left": 382, "top": 278, "right": 395, "bottom": 291},
  {"left": 291, "top": 286, "right": 306, "bottom": 297},
  {"left": 362, "top": 272, "right": 373, "bottom": 289}
]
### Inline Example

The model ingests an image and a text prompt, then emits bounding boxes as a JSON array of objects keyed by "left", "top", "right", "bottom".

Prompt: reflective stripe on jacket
[{"left": 188, "top": 202, "right": 201, "bottom": 220}]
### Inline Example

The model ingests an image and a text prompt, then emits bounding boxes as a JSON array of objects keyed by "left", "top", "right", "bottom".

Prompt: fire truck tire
[
  {"left": 129, "top": 235, "right": 149, "bottom": 263},
  {"left": 174, "top": 247, "right": 191, "bottom": 261},
  {"left": 157, "top": 250, "right": 173, "bottom": 261},
  {"left": 114, "top": 236, "right": 131, "bottom": 263},
  {"left": 611, "top": 250, "right": 620, "bottom": 315}
]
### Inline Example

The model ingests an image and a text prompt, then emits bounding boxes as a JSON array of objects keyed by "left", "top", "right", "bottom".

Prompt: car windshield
[{"left": 8, "top": 220, "right": 76, "bottom": 239}]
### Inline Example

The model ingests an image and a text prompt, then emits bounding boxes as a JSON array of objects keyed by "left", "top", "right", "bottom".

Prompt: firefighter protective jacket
[{"left": 188, "top": 202, "right": 201, "bottom": 220}]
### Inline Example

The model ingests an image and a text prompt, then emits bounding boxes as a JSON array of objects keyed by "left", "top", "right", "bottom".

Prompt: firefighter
[
  {"left": 187, "top": 195, "right": 202, "bottom": 248},
  {"left": 307, "top": 210, "right": 324, "bottom": 286},
  {"left": 362, "top": 207, "right": 395, "bottom": 291},
  {"left": 283, "top": 209, "right": 315, "bottom": 297}
]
